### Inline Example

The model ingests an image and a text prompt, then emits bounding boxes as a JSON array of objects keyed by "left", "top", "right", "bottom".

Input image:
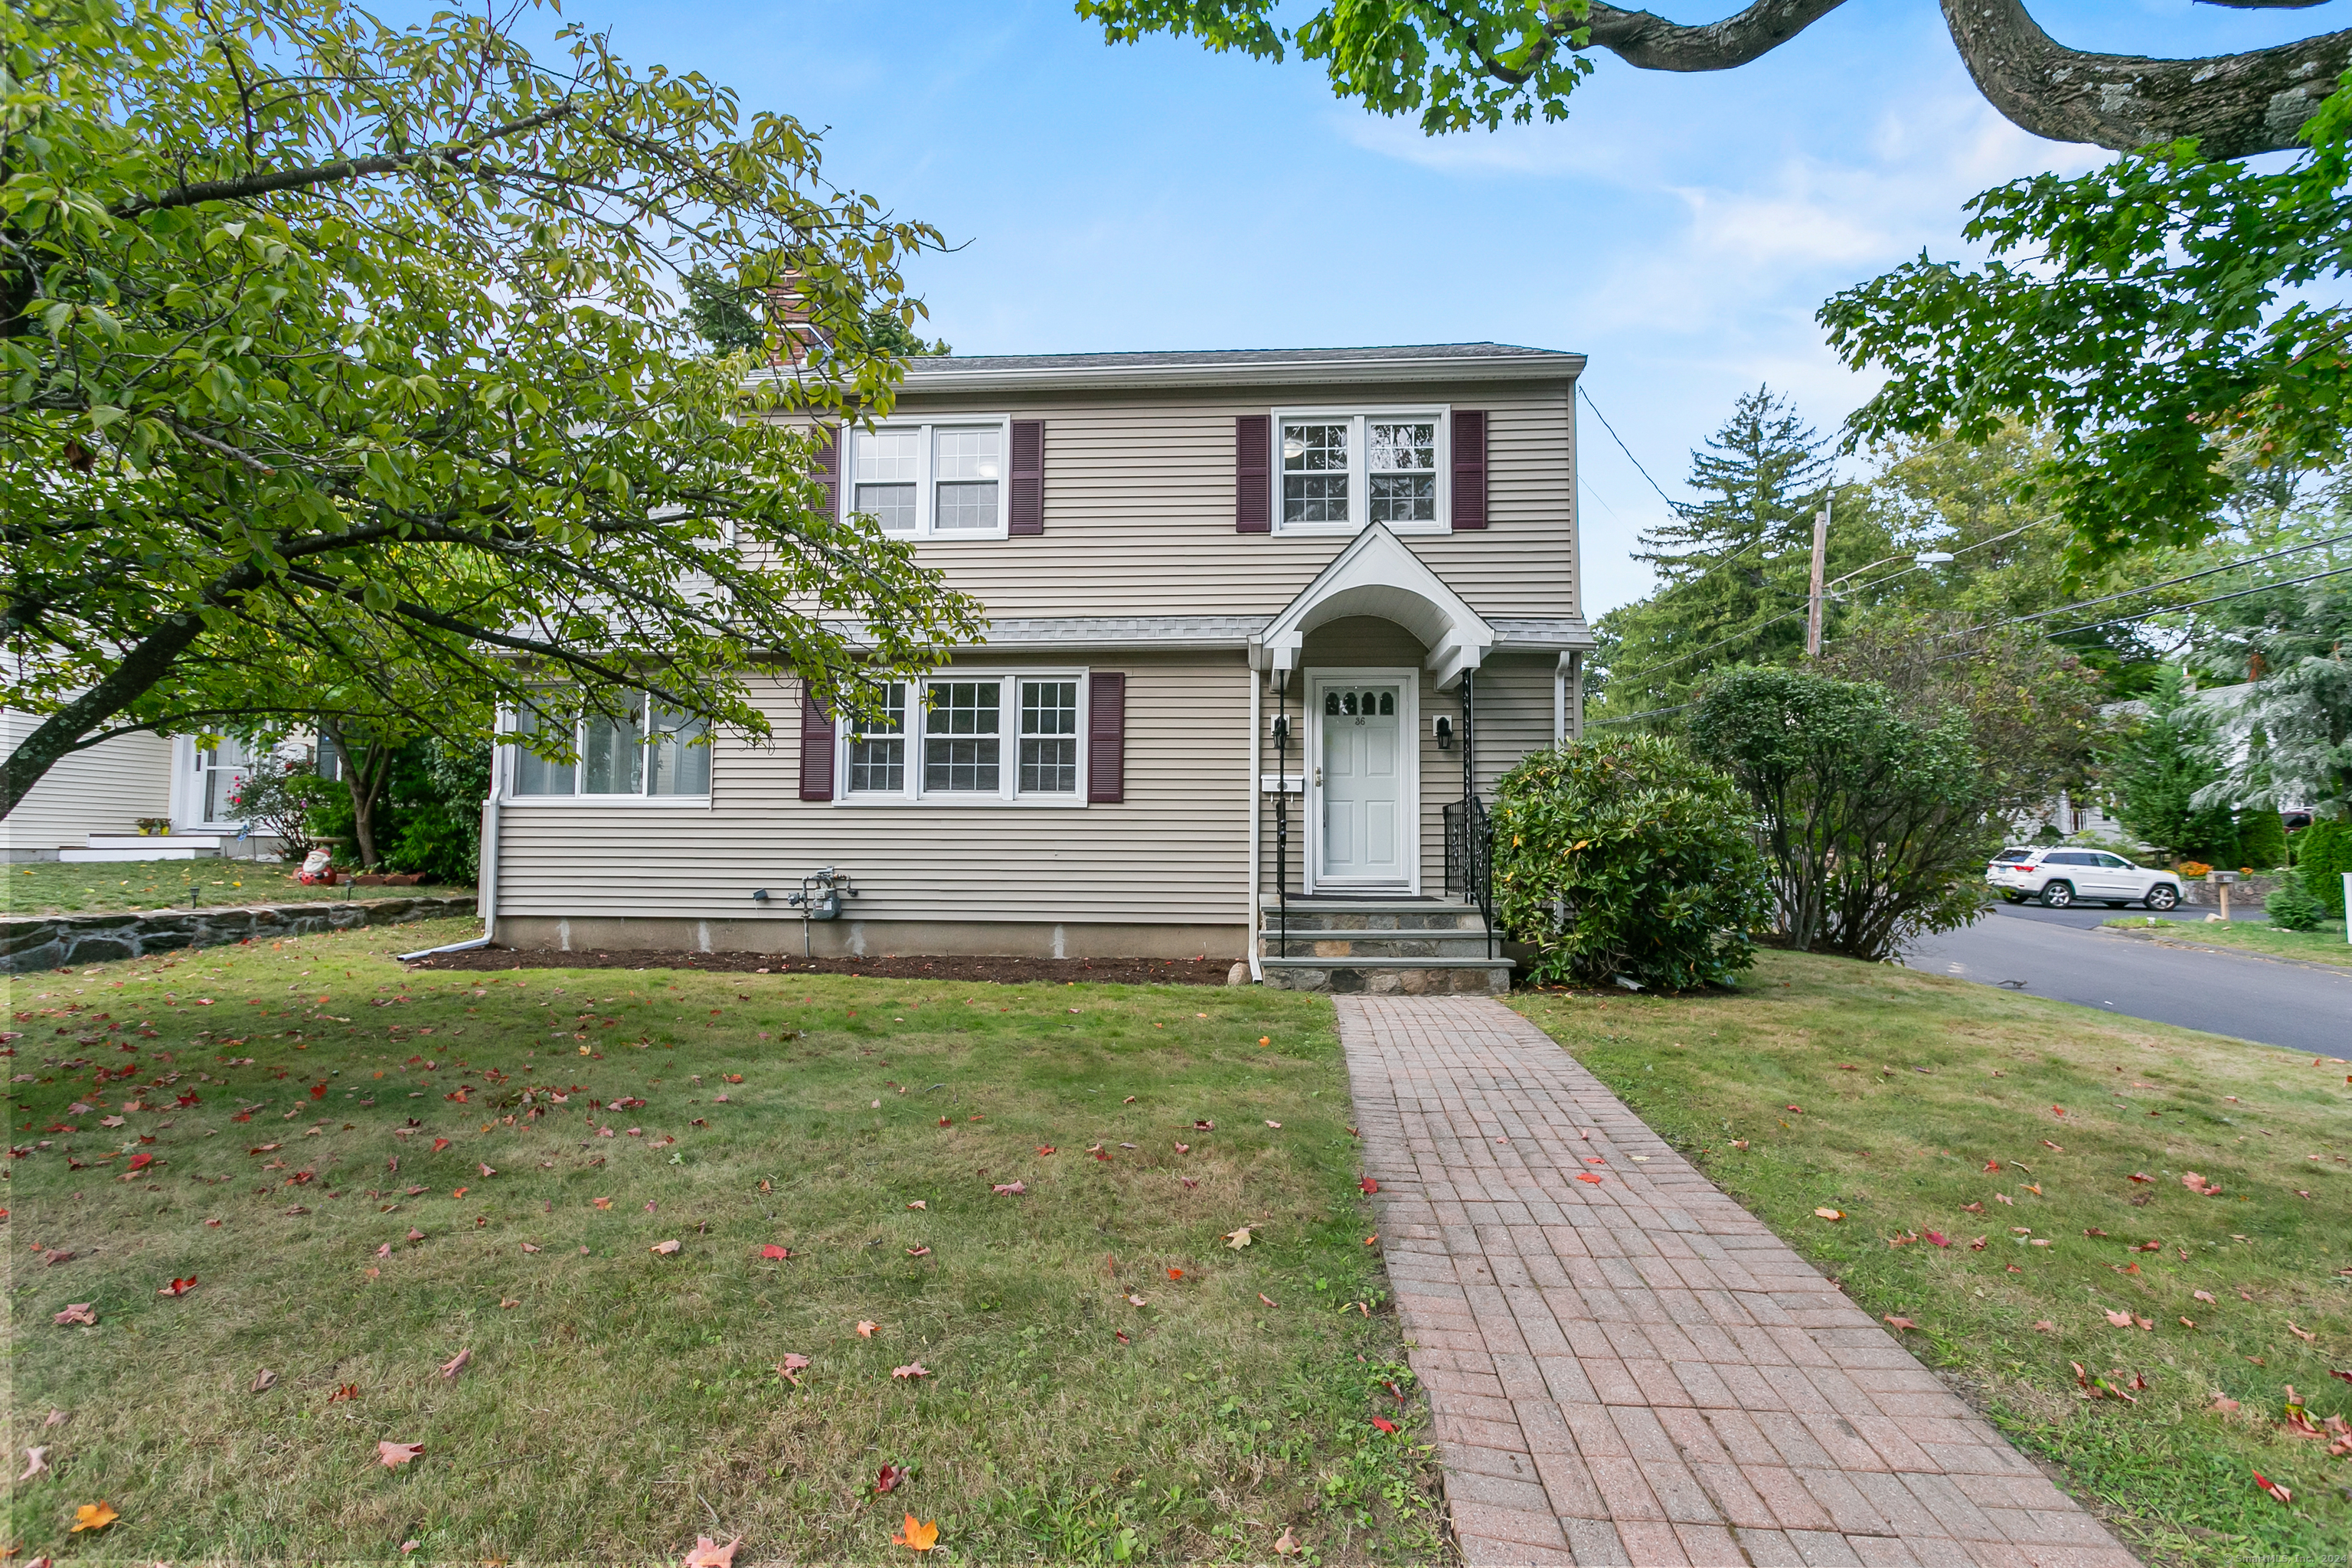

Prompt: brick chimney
[{"left": 764, "top": 270, "right": 822, "bottom": 368}]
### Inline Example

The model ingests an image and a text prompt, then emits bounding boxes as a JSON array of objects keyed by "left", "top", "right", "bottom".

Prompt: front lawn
[
  {"left": 6, "top": 860, "right": 462, "bottom": 917},
  {"left": 6, "top": 917, "right": 1442, "bottom": 1564},
  {"left": 1514, "top": 952, "right": 2352, "bottom": 1568},
  {"left": 2104, "top": 913, "right": 2352, "bottom": 970}
]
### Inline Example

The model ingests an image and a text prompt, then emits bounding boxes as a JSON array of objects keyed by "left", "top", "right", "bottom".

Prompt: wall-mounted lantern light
[{"left": 1433, "top": 715, "right": 1455, "bottom": 750}]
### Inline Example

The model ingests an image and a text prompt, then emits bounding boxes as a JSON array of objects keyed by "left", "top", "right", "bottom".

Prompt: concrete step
[
  {"left": 1261, "top": 928, "right": 1495, "bottom": 959},
  {"left": 1259, "top": 955, "right": 1514, "bottom": 995},
  {"left": 61, "top": 844, "right": 224, "bottom": 862}
]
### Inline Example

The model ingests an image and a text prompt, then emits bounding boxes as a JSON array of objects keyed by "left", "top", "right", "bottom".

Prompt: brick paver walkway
[{"left": 1340, "top": 996, "right": 2137, "bottom": 1568}]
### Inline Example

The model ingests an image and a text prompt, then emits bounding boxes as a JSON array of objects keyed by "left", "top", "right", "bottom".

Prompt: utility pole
[{"left": 1805, "top": 496, "right": 1831, "bottom": 658}]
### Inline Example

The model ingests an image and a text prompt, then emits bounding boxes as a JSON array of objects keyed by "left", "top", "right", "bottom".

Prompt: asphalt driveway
[{"left": 1901, "top": 901, "right": 2352, "bottom": 1055}]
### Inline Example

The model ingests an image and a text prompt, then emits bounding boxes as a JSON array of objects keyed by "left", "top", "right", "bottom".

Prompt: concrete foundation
[{"left": 489, "top": 914, "right": 1250, "bottom": 962}]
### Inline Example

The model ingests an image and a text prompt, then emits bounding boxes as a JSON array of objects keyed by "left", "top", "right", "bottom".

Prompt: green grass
[
  {"left": 2104, "top": 913, "right": 2352, "bottom": 969},
  {"left": 1512, "top": 952, "right": 2352, "bottom": 1568},
  {"left": 5, "top": 859, "right": 461, "bottom": 917},
  {"left": 5, "top": 917, "right": 1442, "bottom": 1564}
]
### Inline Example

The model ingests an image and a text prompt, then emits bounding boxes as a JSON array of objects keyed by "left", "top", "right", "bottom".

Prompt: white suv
[{"left": 1988, "top": 847, "right": 2184, "bottom": 910}]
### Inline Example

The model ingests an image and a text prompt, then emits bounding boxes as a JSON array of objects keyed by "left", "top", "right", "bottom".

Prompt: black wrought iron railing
[{"left": 1442, "top": 795, "right": 1497, "bottom": 960}]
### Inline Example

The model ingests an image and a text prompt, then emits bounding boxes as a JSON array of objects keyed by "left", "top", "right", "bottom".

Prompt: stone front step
[
  {"left": 1260, "top": 955, "right": 1514, "bottom": 995},
  {"left": 1255, "top": 897, "right": 1485, "bottom": 932},
  {"left": 1261, "top": 928, "right": 1496, "bottom": 960}
]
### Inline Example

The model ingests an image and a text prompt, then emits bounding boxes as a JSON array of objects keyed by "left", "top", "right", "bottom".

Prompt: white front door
[{"left": 1318, "top": 680, "right": 1406, "bottom": 885}]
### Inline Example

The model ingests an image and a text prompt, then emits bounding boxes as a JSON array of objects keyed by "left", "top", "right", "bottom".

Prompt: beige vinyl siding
[
  {"left": 0, "top": 709, "right": 172, "bottom": 855},
  {"left": 493, "top": 652, "right": 1252, "bottom": 930},
  {"left": 817, "top": 377, "right": 1577, "bottom": 623}
]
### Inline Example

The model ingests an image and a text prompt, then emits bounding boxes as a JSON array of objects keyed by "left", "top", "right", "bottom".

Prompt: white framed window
[
  {"left": 505, "top": 696, "right": 710, "bottom": 803},
  {"left": 845, "top": 418, "right": 1011, "bottom": 539},
  {"left": 838, "top": 671, "right": 1087, "bottom": 806},
  {"left": 1271, "top": 407, "right": 1449, "bottom": 534}
]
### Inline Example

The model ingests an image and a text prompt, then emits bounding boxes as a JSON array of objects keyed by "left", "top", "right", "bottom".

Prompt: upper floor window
[
  {"left": 508, "top": 696, "right": 710, "bottom": 800},
  {"left": 848, "top": 420, "right": 1008, "bottom": 538},
  {"left": 1273, "top": 409, "right": 1448, "bottom": 533}
]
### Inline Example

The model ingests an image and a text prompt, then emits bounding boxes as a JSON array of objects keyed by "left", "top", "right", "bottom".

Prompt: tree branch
[
  {"left": 108, "top": 104, "right": 575, "bottom": 219},
  {"left": 1939, "top": 0, "right": 2352, "bottom": 156},
  {"left": 1574, "top": 0, "right": 1853, "bottom": 73},
  {"left": 1551, "top": 0, "right": 2350, "bottom": 155}
]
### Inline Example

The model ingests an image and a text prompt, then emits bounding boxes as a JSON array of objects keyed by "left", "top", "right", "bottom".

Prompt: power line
[
  {"left": 1592, "top": 559, "right": 2352, "bottom": 727},
  {"left": 1932, "top": 528, "right": 2352, "bottom": 645},
  {"left": 1578, "top": 385, "right": 1689, "bottom": 520}
]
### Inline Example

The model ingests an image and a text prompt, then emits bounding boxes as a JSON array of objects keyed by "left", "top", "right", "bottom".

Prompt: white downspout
[
  {"left": 1246, "top": 652, "right": 1264, "bottom": 982},
  {"left": 397, "top": 751, "right": 501, "bottom": 962}
]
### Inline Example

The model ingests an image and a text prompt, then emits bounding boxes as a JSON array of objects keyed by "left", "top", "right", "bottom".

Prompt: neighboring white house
[{"left": 1, "top": 716, "right": 284, "bottom": 863}]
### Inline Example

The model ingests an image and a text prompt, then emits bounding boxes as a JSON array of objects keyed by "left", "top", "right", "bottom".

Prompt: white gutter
[
  {"left": 1246, "top": 658, "right": 1264, "bottom": 984},
  {"left": 396, "top": 782, "right": 501, "bottom": 963}
]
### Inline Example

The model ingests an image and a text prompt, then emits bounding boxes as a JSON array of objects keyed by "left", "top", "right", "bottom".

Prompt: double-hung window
[
  {"left": 838, "top": 673, "right": 1086, "bottom": 805},
  {"left": 1272, "top": 409, "right": 1447, "bottom": 533},
  {"left": 846, "top": 419, "right": 1009, "bottom": 538},
  {"left": 508, "top": 696, "right": 710, "bottom": 800}
]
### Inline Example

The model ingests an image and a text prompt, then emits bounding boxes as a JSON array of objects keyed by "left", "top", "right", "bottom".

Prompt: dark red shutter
[
  {"left": 1451, "top": 410, "right": 1487, "bottom": 530},
  {"left": 812, "top": 423, "right": 840, "bottom": 519},
  {"left": 798, "top": 689, "right": 835, "bottom": 801},
  {"left": 1087, "top": 672, "right": 1125, "bottom": 804},
  {"left": 1235, "top": 415, "right": 1270, "bottom": 533},
  {"left": 1008, "top": 420, "right": 1044, "bottom": 535}
]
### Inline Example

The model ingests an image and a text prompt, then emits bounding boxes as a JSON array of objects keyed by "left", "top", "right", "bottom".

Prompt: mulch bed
[{"left": 401, "top": 946, "right": 1238, "bottom": 986}]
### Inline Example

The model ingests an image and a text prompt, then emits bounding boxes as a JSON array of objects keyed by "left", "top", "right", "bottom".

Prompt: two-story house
[{"left": 482, "top": 343, "right": 1594, "bottom": 991}]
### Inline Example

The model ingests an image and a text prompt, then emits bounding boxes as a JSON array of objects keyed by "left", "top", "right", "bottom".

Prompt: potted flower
[{"left": 136, "top": 817, "right": 172, "bottom": 836}]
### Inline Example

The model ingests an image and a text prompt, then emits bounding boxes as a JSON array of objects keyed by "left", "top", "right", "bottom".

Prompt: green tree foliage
[
  {"left": 305, "top": 735, "right": 488, "bottom": 882},
  {"left": 1489, "top": 735, "right": 1768, "bottom": 991},
  {"left": 1591, "top": 388, "right": 1892, "bottom": 722},
  {"left": 1, "top": 0, "right": 983, "bottom": 820},
  {"left": 1821, "top": 79, "right": 2352, "bottom": 574},
  {"left": 1818, "top": 616, "right": 2101, "bottom": 826},
  {"left": 2187, "top": 526, "right": 2352, "bottom": 822},
  {"left": 1689, "top": 665, "right": 1997, "bottom": 961},
  {"left": 2294, "top": 818, "right": 2352, "bottom": 918},
  {"left": 2235, "top": 805, "right": 2289, "bottom": 872},
  {"left": 2099, "top": 666, "right": 2236, "bottom": 867}
]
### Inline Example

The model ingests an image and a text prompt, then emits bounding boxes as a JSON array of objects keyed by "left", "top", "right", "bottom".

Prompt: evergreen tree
[
  {"left": 2099, "top": 665, "right": 2234, "bottom": 865},
  {"left": 1591, "top": 387, "right": 1891, "bottom": 723}
]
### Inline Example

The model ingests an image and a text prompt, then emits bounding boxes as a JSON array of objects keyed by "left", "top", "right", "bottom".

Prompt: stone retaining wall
[
  {"left": 2181, "top": 875, "right": 2282, "bottom": 907},
  {"left": 1, "top": 895, "right": 476, "bottom": 973}
]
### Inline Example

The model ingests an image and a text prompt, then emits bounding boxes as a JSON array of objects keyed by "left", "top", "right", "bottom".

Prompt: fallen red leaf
[
  {"left": 876, "top": 1464, "right": 906, "bottom": 1494},
  {"left": 760, "top": 1243, "right": 792, "bottom": 1260},
  {"left": 1359, "top": 1176, "right": 1378, "bottom": 1194},
  {"left": 1371, "top": 1416, "right": 1398, "bottom": 1434},
  {"left": 158, "top": 1276, "right": 197, "bottom": 1296},
  {"left": 776, "top": 1353, "right": 811, "bottom": 1386},
  {"left": 431, "top": 1138, "right": 450, "bottom": 1152},
  {"left": 1883, "top": 1315, "right": 1917, "bottom": 1330},
  {"left": 2253, "top": 1472, "right": 2292, "bottom": 1504},
  {"left": 439, "top": 1348, "right": 471, "bottom": 1379},
  {"left": 377, "top": 1440, "right": 424, "bottom": 1468},
  {"left": 681, "top": 1536, "right": 741, "bottom": 1568},
  {"left": 54, "top": 1304, "right": 96, "bottom": 1326},
  {"left": 891, "top": 1362, "right": 930, "bottom": 1380}
]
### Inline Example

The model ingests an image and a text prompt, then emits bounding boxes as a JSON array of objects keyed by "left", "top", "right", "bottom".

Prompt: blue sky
[{"left": 505, "top": 0, "right": 2329, "bottom": 614}]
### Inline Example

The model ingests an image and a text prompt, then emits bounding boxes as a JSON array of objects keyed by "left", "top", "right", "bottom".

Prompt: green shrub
[
  {"left": 2234, "top": 807, "right": 2288, "bottom": 871},
  {"left": 1689, "top": 665, "right": 1998, "bottom": 960},
  {"left": 2266, "top": 868, "right": 2325, "bottom": 932},
  {"left": 1491, "top": 734, "right": 1769, "bottom": 992},
  {"left": 2295, "top": 819, "right": 2352, "bottom": 918}
]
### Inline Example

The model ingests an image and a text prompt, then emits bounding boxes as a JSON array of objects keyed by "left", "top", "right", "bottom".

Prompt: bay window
[{"left": 1273, "top": 408, "right": 1448, "bottom": 533}]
